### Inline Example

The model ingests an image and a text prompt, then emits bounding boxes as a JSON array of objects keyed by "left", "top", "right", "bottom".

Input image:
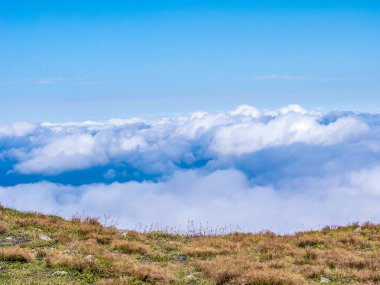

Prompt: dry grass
[
  {"left": 1, "top": 207, "right": 380, "bottom": 284},
  {"left": 0, "top": 220, "right": 9, "bottom": 233},
  {"left": 182, "top": 236, "right": 237, "bottom": 258},
  {"left": 45, "top": 251, "right": 89, "bottom": 271},
  {"left": 112, "top": 240, "right": 152, "bottom": 255},
  {"left": 94, "top": 277, "right": 136, "bottom": 285},
  {"left": 197, "top": 257, "right": 309, "bottom": 284},
  {"left": 15, "top": 216, "right": 63, "bottom": 228},
  {"left": 188, "top": 225, "right": 380, "bottom": 284},
  {"left": 42, "top": 247, "right": 173, "bottom": 283},
  {"left": 101, "top": 253, "right": 175, "bottom": 283},
  {"left": 0, "top": 247, "right": 33, "bottom": 262}
]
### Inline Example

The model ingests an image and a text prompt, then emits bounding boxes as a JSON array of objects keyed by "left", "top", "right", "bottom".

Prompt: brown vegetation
[
  {"left": 0, "top": 247, "right": 33, "bottom": 262},
  {"left": 0, "top": 221, "right": 9, "bottom": 234},
  {"left": 0, "top": 206, "right": 380, "bottom": 284},
  {"left": 112, "top": 240, "right": 152, "bottom": 255}
]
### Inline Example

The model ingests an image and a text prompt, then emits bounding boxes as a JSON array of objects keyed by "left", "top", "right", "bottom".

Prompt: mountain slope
[{"left": 0, "top": 206, "right": 379, "bottom": 284}]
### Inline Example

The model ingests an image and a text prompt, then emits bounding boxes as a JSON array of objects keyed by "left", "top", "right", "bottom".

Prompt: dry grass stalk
[
  {"left": 0, "top": 221, "right": 9, "bottom": 233},
  {"left": 112, "top": 240, "right": 151, "bottom": 255},
  {"left": 0, "top": 247, "right": 33, "bottom": 262}
]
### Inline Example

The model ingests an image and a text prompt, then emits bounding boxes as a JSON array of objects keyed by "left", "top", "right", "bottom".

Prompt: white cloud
[
  {"left": 35, "top": 77, "right": 67, "bottom": 84},
  {"left": 251, "top": 74, "right": 371, "bottom": 81},
  {"left": 34, "top": 77, "right": 100, "bottom": 85},
  {"left": 266, "top": 104, "right": 308, "bottom": 116},
  {"left": 211, "top": 113, "right": 368, "bottom": 155},
  {"left": 230, "top": 104, "right": 261, "bottom": 118},
  {"left": 348, "top": 166, "right": 380, "bottom": 195},
  {"left": 0, "top": 76, "right": 101, "bottom": 85},
  {"left": 0, "top": 122, "right": 36, "bottom": 137},
  {"left": 1, "top": 167, "right": 380, "bottom": 233},
  {"left": 1, "top": 105, "right": 380, "bottom": 232},
  {"left": 15, "top": 133, "right": 109, "bottom": 174},
  {"left": 8, "top": 105, "right": 370, "bottom": 174},
  {"left": 252, "top": 74, "right": 314, "bottom": 81}
]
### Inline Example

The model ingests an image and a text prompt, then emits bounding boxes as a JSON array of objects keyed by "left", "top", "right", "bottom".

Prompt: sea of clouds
[{"left": 1, "top": 104, "right": 380, "bottom": 233}]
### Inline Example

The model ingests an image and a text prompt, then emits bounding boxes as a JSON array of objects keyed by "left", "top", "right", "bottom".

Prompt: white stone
[
  {"left": 53, "top": 270, "right": 68, "bottom": 276},
  {"left": 39, "top": 234, "right": 52, "bottom": 241},
  {"left": 320, "top": 277, "right": 331, "bottom": 283}
]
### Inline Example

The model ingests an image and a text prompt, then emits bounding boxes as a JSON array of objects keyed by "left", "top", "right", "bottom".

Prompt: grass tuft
[
  {"left": 0, "top": 221, "right": 9, "bottom": 233},
  {"left": 0, "top": 247, "right": 33, "bottom": 262},
  {"left": 112, "top": 240, "right": 151, "bottom": 256}
]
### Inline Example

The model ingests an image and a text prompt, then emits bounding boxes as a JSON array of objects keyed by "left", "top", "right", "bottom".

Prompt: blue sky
[
  {"left": 1, "top": 0, "right": 379, "bottom": 122},
  {"left": 1, "top": 1, "right": 380, "bottom": 231}
]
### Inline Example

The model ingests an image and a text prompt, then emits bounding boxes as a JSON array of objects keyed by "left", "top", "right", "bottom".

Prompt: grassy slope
[{"left": 0, "top": 206, "right": 379, "bottom": 285}]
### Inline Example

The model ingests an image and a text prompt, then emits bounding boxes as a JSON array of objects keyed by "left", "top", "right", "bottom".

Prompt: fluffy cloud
[
  {"left": 0, "top": 122, "right": 35, "bottom": 137},
  {"left": 211, "top": 114, "right": 368, "bottom": 155},
  {"left": 3, "top": 104, "right": 370, "bottom": 175},
  {"left": 1, "top": 105, "right": 380, "bottom": 232},
  {"left": 1, "top": 167, "right": 380, "bottom": 233},
  {"left": 15, "top": 134, "right": 109, "bottom": 174}
]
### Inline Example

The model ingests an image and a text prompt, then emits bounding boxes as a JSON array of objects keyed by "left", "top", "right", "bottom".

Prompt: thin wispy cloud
[
  {"left": 0, "top": 77, "right": 100, "bottom": 85},
  {"left": 34, "top": 77, "right": 68, "bottom": 84},
  {"left": 251, "top": 74, "right": 372, "bottom": 81},
  {"left": 34, "top": 77, "right": 100, "bottom": 85}
]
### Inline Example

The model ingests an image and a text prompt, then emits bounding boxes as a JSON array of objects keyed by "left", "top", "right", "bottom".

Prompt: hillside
[{"left": 0, "top": 206, "right": 379, "bottom": 285}]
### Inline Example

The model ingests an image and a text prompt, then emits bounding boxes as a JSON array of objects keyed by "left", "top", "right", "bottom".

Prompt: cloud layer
[{"left": 1, "top": 105, "right": 380, "bottom": 232}]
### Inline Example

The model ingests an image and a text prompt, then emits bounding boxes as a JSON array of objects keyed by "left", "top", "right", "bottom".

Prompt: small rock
[
  {"left": 185, "top": 274, "right": 195, "bottom": 279},
  {"left": 5, "top": 236, "right": 30, "bottom": 244},
  {"left": 174, "top": 255, "right": 188, "bottom": 262},
  {"left": 320, "top": 277, "right": 331, "bottom": 283},
  {"left": 354, "top": 227, "right": 361, "bottom": 233},
  {"left": 85, "top": 255, "right": 93, "bottom": 262},
  {"left": 39, "top": 234, "right": 52, "bottom": 241},
  {"left": 52, "top": 270, "right": 68, "bottom": 276}
]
